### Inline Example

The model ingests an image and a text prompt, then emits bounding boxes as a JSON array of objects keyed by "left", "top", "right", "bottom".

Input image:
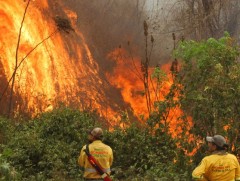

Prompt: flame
[
  {"left": 107, "top": 48, "right": 192, "bottom": 135},
  {"left": 106, "top": 48, "right": 148, "bottom": 118},
  {"left": 0, "top": 0, "right": 117, "bottom": 123},
  {"left": 1, "top": 1, "right": 192, "bottom": 132}
]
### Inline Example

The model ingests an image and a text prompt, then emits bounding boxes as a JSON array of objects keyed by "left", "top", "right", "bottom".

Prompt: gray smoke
[{"left": 60, "top": 0, "right": 173, "bottom": 69}]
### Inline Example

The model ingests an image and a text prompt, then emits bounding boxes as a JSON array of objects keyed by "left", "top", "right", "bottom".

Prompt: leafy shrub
[
  {"left": 1, "top": 108, "right": 101, "bottom": 180},
  {"left": 0, "top": 117, "right": 14, "bottom": 145},
  {"left": 104, "top": 123, "right": 191, "bottom": 180},
  {"left": 0, "top": 108, "right": 194, "bottom": 180}
]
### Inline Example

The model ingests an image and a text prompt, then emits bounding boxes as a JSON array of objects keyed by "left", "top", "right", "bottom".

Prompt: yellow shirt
[
  {"left": 192, "top": 152, "right": 240, "bottom": 181},
  {"left": 78, "top": 140, "right": 113, "bottom": 179}
]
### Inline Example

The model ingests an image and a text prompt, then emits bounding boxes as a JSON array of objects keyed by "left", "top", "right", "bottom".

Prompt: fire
[
  {"left": 106, "top": 48, "right": 150, "bottom": 118},
  {"left": 107, "top": 48, "right": 192, "bottom": 135},
  {"left": 1, "top": 1, "right": 192, "bottom": 133},
  {"left": 0, "top": 0, "right": 117, "bottom": 123}
]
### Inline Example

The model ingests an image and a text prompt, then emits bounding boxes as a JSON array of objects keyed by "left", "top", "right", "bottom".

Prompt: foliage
[
  {"left": 0, "top": 117, "right": 14, "bottom": 145},
  {"left": 0, "top": 108, "right": 193, "bottom": 180},
  {"left": 104, "top": 122, "right": 191, "bottom": 180},
  {"left": 0, "top": 117, "right": 21, "bottom": 180},
  {"left": 174, "top": 33, "right": 240, "bottom": 149},
  {"left": 1, "top": 108, "right": 100, "bottom": 180}
]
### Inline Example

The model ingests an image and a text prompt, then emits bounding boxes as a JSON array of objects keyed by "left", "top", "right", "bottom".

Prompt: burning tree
[{"left": 142, "top": 20, "right": 154, "bottom": 115}]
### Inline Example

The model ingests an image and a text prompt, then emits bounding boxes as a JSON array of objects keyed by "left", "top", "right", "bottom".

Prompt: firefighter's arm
[
  {"left": 109, "top": 148, "right": 113, "bottom": 166},
  {"left": 235, "top": 158, "right": 240, "bottom": 181},
  {"left": 192, "top": 159, "right": 207, "bottom": 180},
  {"left": 78, "top": 145, "right": 86, "bottom": 167}
]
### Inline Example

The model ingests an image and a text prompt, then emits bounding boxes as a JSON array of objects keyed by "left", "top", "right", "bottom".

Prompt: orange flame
[
  {"left": 106, "top": 48, "right": 150, "bottom": 119},
  {"left": 0, "top": 0, "right": 117, "bottom": 123},
  {"left": 1, "top": 1, "right": 192, "bottom": 133},
  {"left": 107, "top": 48, "right": 192, "bottom": 135}
]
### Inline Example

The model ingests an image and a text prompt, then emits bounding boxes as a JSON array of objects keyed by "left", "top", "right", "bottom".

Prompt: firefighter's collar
[
  {"left": 92, "top": 140, "right": 102, "bottom": 143},
  {"left": 212, "top": 150, "right": 227, "bottom": 155}
]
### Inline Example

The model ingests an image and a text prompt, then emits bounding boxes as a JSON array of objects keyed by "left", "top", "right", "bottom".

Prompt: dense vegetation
[
  {"left": 0, "top": 108, "right": 192, "bottom": 181},
  {"left": 174, "top": 32, "right": 240, "bottom": 148},
  {"left": 1, "top": 34, "right": 240, "bottom": 180}
]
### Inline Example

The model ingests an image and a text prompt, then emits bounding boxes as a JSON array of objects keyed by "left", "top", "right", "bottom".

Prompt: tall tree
[{"left": 175, "top": 0, "right": 240, "bottom": 40}]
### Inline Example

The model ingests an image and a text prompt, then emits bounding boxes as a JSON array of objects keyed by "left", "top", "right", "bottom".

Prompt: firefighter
[
  {"left": 78, "top": 127, "right": 113, "bottom": 181},
  {"left": 236, "top": 148, "right": 240, "bottom": 163},
  {"left": 192, "top": 135, "right": 240, "bottom": 181}
]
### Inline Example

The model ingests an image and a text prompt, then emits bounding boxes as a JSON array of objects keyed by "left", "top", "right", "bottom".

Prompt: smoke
[
  {"left": 43, "top": 0, "right": 240, "bottom": 70},
  {"left": 59, "top": 1, "right": 147, "bottom": 69},
  {"left": 61, "top": 0, "right": 183, "bottom": 67},
  {"left": 50, "top": 0, "right": 181, "bottom": 69}
]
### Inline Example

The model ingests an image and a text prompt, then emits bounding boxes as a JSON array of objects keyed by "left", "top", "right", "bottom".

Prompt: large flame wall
[
  {"left": 1, "top": 0, "right": 192, "bottom": 135},
  {"left": 0, "top": 0, "right": 119, "bottom": 122}
]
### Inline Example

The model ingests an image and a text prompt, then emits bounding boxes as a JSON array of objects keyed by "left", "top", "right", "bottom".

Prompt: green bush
[
  {"left": 0, "top": 108, "right": 194, "bottom": 180},
  {"left": 1, "top": 108, "right": 100, "bottom": 180},
  {"left": 104, "top": 123, "right": 191, "bottom": 180}
]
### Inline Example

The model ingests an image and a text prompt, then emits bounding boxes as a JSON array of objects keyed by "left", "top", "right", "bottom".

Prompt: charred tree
[{"left": 142, "top": 20, "right": 153, "bottom": 115}]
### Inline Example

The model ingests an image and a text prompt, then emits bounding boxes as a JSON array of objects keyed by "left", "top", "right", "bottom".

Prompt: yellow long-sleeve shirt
[
  {"left": 192, "top": 152, "right": 240, "bottom": 181},
  {"left": 78, "top": 140, "right": 113, "bottom": 179}
]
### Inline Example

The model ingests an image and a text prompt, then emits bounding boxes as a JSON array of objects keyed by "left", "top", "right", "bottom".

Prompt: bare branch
[{"left": 7, "top": 0, "right": 31, "bottom": 117}]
